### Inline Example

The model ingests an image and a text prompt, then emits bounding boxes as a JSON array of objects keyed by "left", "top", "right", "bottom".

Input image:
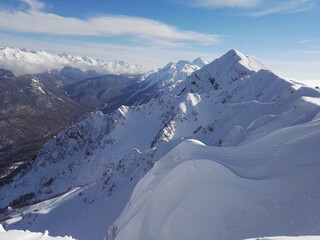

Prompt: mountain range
[
  {"left": 64, "top": 58, "right": 207, "bottom": 113},
  {"left": 0, "top": 49, "right": 320, "bottom": 240},
  {"left": 0, "top": 47, "right": 151, "bottom": 76},
  {"left": 0, "top": 49, "right": 206, "bottom": 180}
]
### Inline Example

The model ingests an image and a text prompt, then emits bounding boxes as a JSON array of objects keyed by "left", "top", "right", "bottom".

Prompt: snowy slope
[
  {"left": 125, "top": 58, "right": 205, "bottom": 105},
  {"left": 0, "top": 47, "right": 151, "bottom": 75},
  {"left": 0, "top": 224, "right": 75, "bottom": 240},
  {"left": 140, "top": 59, "right": 201, "bottom": 89},
  {"left": 0, "top": 224, "right": 73, "bottom": 240},
  {"left": 1, "top": 49, "right": 320, "bottom": 240},
  {"left": 108, "top": 117, "right": 320, "bottom": 240},
  {"left": 289, "top": 79, "right": 320, "bottom": 89}
]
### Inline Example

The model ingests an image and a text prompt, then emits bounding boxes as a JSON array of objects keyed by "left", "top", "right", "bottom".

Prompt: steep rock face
[{"left": 1, "top": 50, "right": 320, "bottom": 240}]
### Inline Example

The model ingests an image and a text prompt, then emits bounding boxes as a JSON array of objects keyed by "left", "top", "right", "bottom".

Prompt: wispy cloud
[
  {"left": 249, "top": 0, "right": 314, "bottom": 17},
  {"left": 185, "top": 0, "right": 261, "bottom": 8},
  {"left": 0, "top": 32, "right": 218, "bottom": 68},
  {"left": 257, "top": 49, "right": 320, "bottom": 80},
  {"left": 0, "top": 1, "right": 220, "bottom": 46},
  {"left": 183, "top": 0, "right": 315, "bottom": 16},
  {"left": 21, "top": 0, "right": 44, "bottom": 11},
  {"left": 298, "top": 39, "right": 320, "bottom": 44}
]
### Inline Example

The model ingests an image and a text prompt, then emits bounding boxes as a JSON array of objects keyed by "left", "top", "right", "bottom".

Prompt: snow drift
[{"left": 108, "top": 117, "right": 320, "bottom": 240}]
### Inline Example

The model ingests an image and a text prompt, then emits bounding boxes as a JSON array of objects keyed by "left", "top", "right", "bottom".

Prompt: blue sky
[{"left": 0, "top": 0, "right": 319, "bottom": 80}]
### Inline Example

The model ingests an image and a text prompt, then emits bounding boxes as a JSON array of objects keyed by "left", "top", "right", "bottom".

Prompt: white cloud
[
  {"left": 249, "top": 0, "right": 314, "bottom": 17},
  {"left": 0, "top": 3, "right": 219, "bottom": 46},
  {"left": 298, "top": 39, "right": 320, "bottom": 44},
  {"left": 0, "top": 32, "right": 218, "bottom": 68},
  {"left": 20, "top": 0, "right": 44, "bottom": 11},
  {"left": 257, "top": 49, "right": 320, "bottom": 80},
  {"left": 187, "top": 0, "right": 260, "bottom": 8},
  {"left": 184, "top": 0, "right": 314, "bottom": 16}
]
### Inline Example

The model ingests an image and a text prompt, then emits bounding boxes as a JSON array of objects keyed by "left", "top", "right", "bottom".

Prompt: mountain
[
  {"left": 0, "top": 50, "right": 319, "bottom": 240},
  {"left": 191, "top": 57, "right": 209, "bottom": 68},
  {"left": 138, "top": 58, "right": 204, "bottom": 94},
  {"left": 64, "top": 59, "right": 204, "bottom": 113},
  {"left": 0, "top": 69, "right": 88, "bottom": 185},
  {"left": 0, "top": 47, "right": 152, "bottom": 76},
  {"left": 33, "top": 66, "right": 101, "bottom": 88},
  {"left": 63, "top": 74, "right": 142, "bottom": 113}
]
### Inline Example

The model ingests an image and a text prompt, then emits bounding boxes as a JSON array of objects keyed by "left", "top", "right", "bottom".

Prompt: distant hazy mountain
[
  {"left": 0, "top": 47, "right": 152, "bottom": 76},
  {"left": 1, "top": 50, "right": 320, "bottom": 240},
  {"left": 192, "top": 57, "right": 209, "bottom": 68},
  {"left": 63, "top": 74, "right": 141, "bottom": 113},
  {"left": 33, "top": 66, "right": 101, "bottom": 88}
]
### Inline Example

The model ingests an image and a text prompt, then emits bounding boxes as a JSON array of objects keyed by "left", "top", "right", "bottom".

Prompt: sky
[{"left": 0, "top": 0, "right": 319, "bottom": 80}]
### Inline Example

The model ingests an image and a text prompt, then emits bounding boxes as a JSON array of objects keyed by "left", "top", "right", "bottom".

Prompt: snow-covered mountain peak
[
  {"left": 163, "top": 59, "right": 200, "bottom": 73},
  {"left": 219, "top": 49, "right": 269, "bottom": 72},
  {"left": 192, "top": 57, "right": 209, "bottom": 68},
  {"left": 162, "top": 60, "right": 193, "bottom": 71},
  {"left": 178, "top": 49, "right": 273, "bottom": 95},
  {"left": 137, "top": 59, "right": 202, "bottom": 93},
  {"left": 223, "top": 48, "right": 243, "bottom": 58},
  {"left": 176, "top": 60, "right": 192, "bottom": 67},
  {"left": 127, "top": 59, "right": 204, "bottom": 106}
]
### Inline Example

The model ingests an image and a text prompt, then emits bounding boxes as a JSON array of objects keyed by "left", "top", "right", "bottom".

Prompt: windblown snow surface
[
  {"left": 0, "top": 224, "right": 75, "bottom": 240},
  {"left": 108, "top": 121, "right": 320, "bottom": 239},
  {"left": 1, "top": 49, "right": 320, "bottom": 240}
]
